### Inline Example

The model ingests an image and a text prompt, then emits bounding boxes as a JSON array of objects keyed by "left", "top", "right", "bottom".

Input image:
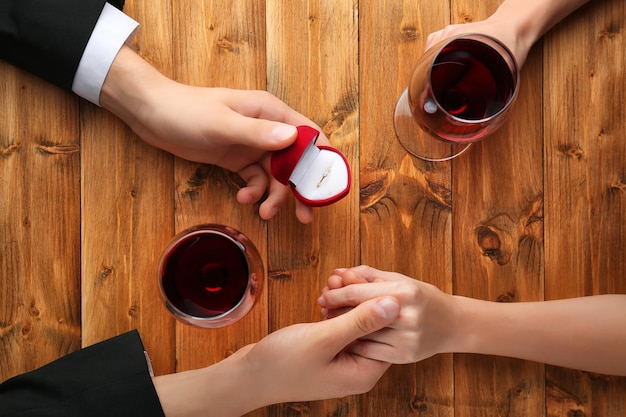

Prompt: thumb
[
  {"left": 228, "top": 117, "right": 298, "bottom": 151},
  {"left": 323, "top": 296, "right": 400, "bottom": 352}
]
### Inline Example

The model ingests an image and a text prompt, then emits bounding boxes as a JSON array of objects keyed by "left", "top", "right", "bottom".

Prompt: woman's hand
[
  {"left": 425, "top": 0, "right": 591, "bottom": 69},
  {"left": 318, "top": 265, "right": 460, "bottom": 364}
]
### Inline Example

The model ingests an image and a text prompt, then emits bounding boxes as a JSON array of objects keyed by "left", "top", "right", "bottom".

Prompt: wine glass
[
  {"left": 157, "top": 224, "right": 263, "bottom": 328},
  {"left": 394, "top": 33, "right": 520, "bottom": 162}
]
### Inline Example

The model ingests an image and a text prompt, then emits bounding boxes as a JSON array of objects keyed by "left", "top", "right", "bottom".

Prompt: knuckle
[{"left": 354, "top": 314, "right": 374, "bottom": 334}]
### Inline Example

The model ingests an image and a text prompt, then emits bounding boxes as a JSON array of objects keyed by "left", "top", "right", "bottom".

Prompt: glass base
[{"left": 393, "top": 89, "right": 471, "bottom": 162}]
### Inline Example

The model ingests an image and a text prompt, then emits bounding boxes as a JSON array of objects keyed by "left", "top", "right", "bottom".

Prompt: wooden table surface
[{"left": 1, "top": 0, "right": 625, "bottom": 416}]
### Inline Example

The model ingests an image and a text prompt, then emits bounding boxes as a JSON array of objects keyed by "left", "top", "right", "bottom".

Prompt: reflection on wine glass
[
  {"left": 394, "top": 33, "right": 520, "bottom": 162},
  {"left": 158, "top": 224, "right": 263, "bottom": 328}
]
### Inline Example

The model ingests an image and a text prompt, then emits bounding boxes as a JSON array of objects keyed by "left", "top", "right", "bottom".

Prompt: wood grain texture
[
  {"left": 80, "top": 0, "right": 177, "bottom": 376},
  {"left": 359, "top": 1, "right": 455, "bottom": 416},
  {"left": 544, "top": 0, "right": 626, "bottom": 416},
  {"left": 0, "top": 66, "right": 81, "bottom": 380},
  {"left": 171, "top": 8, "right": 269, "bottom": 417},
  {"left": 265, "top": 1, "right": 360, "bottom": 415},
  {"left": 451, "top": 0, "right": 546, "bottom": 415},
  {"left": 1, "top": 0, "right": 625, "bottom": 416}
]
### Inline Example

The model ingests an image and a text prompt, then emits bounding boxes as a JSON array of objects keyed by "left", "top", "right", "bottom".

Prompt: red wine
[
  {"left": 431, "top": 39, "right": 514, "bottom": 119},
  {"left": 409, "top": 38, "right": 517, "bottom": 142},
  {"left": 161, "top": 231, "right": 249, "bottom": 318}
]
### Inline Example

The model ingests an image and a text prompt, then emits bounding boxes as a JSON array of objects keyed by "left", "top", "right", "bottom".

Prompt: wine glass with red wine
[
  {"left": 394, "top": 33, "right": 520, "bottom": 161},
  {"left": 158, "top": 224, "right": 263, "bottom": 328}
]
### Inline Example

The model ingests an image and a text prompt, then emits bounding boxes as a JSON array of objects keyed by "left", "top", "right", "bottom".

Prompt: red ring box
[{"left": 270, "top": 125, "right": 351, "bottom": 207}]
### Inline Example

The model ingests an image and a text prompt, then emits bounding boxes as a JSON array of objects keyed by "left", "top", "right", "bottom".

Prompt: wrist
[
  {"left": 490, "top": 2, "right": 542, "bottom": 48},
  {"left": 447, "top": 295, "right": 496, "bottom": 355},
  {"left": 489, "top": 0, "right": 591, "bottom": 66},
  {"left": 450, "top": 296, "right": 538, "bottom": 359},
  {"left": 484, "top": 5, "right": 537, "bottom": 67},
  {"left": 99, "top": 45, "right": 168, "bottom": 139},
  {"left": 153, "top": 354, "right": 264, "bottom": 417}
]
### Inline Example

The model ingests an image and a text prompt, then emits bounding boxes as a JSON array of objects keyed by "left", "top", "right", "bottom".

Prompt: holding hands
[
  {"left": 233, "top": 296, "right": 400, "bottom": 405},
  {"left": 319, "top": 265, "right": 626, "bottom": 376},
  {"left": 153, "top": 296, "right": 401, "bottom": 417},
  {"left": 318, "top": 266, "right": 459, "bottom": 364}
]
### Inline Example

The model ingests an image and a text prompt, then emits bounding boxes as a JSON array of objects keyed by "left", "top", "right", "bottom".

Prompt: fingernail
[
  {"left": 376, "top": 297, "right": 399, "bottom": 320},
  {"left": 270, "top": 124, "right": 297, "bottom": 142}
]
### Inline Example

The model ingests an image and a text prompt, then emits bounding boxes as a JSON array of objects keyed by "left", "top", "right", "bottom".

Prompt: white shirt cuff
[{"left": 72, "top": 3, "right": 139, "bottom": 105}]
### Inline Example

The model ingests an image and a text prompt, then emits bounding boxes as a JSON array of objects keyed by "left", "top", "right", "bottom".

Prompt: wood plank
[
  {"left": 359, "top": 0, "right": 454, "bottom": 416},
  {"left": 544, "top": 0, "right": 626, "bottom": 415},
  {"left": 170, "top": 4, "right": 269, "bottom": 417},
  {"left": 265, "top": 0, "right": 360, "bottom": 415},
  {"left": 450, "top": 0, "right": 546, "bottom": 416},
  {"left": 80, "top": 0, "right": 177, "bottom": 376},
  {"left": 0, "top": 66, "right": 81, "bottom": 379}
]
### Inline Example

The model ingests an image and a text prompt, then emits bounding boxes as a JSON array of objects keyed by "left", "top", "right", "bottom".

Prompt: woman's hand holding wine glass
[{"left": 394, "top": 34, "right": 520, "bottom": 161}]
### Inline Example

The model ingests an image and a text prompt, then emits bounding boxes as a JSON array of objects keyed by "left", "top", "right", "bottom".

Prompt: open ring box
[{"left": 270, "top": 125, "right": 351, "bottom": 207}]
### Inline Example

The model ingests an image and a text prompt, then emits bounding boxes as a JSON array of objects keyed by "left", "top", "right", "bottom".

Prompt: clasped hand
[{"left": 318, "top": 265, "right": 460, "bottom": 364}]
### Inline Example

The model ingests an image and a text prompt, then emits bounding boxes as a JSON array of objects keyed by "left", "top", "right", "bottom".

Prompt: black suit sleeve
[
  {"left": 0, "top": 330, "right": 166, "bottom": 417},
  {"left": 0, "top": 0, "right": 125, "bottom": 91}
]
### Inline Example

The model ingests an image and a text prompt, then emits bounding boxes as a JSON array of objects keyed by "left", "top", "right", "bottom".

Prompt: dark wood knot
[
  {"left": 360, "top": 168, "right": 391, "bottom": 210},
  {"left": 557, "top": 143, "right": 584, "bottom": 160},
  {"left": 410, "top": 396, "right": 428, "bottom": 412},
  {"left": 599, "top": 21, "right": 620, "bottom": 40},
  {"left": 128, "top": 305, "right": 138, "bottom": 317},
  {"left": 268, "top": 270, "right": 292, "bottom": 281},
  {"left": 36, "top": 144, "right": 80, "bottom": 155},
  {"left": 187, "top": 165, "right": 211, "bottom": 188},
  {"left": 97, "top": 265, "right": 114, "bottom": 283},
  {"left": 0, "top": 143, "right": 20, "bottom": 157},
  {"left": 322, "top": 91, "right": 357, "bottom": 135},
  {"left": 496, "top": 291, "right": 515, "bottom": 302},
  {"left": 400, "top": 26, "right": 418, "bottom": 41},
  {"left": 476, "top": 225, "right": 512, "bottom": 265},
  {"left": 216, "top": 38, "right": 240, "bottom": 54}
]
